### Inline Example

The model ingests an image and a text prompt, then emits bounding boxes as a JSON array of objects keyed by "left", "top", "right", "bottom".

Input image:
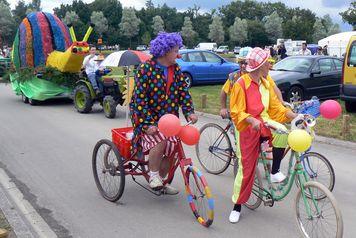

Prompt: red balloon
[
  {"left": 179, "top": 125, "right": 200, "bottom": 145},
  {"left": 320, "top": 100, "right": 342, "bottom": 119},
  {"left": 158, "top": 114, "right": 181, "bottom": 137}
]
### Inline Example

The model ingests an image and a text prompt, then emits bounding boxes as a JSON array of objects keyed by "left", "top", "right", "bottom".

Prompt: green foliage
[
  {"left": 208, "top": 16, "right": 224, "bottom": 44},
  {"left": 141, "top": 31, "right": 151, "bottom": 45},
  {"left": 264, "top": 11, "right": 283, "bottom": 43},
  {"left": 313, "top": 18, "right": 328, "bottom": 42},
  {"left": 152, "top": 15, "right": 164, "bottom": 36},
  {"left": 119, "top": 7, "right": 141, "bottom": 47},
  {"left": 340, "top": 2, "right": 356, "bottom": 30},
  {"left": 30, "top": 0, "right": 342, "bottom": 48},
  {"left": 63, "top": 10, "right": 81, "bottom": 25},
  {"left": 91, "top": 11, "right": 108, "bottom": 36},
  {"left": 0, "top": 2, "right": 16, "bottom": 46},
  {"left": 229, "top": 17, "right": 248, "bottom": 45},
  {"left": 181, "top": 17, "right": 197, "bottom": 48},
  {"left": 15, "top": 66, "right": 80, "bottom": 88}
]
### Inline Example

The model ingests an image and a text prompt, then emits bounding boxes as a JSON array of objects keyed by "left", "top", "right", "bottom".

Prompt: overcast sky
[{"left": 8, "top": 0, "right": 353, "bottom": 31}]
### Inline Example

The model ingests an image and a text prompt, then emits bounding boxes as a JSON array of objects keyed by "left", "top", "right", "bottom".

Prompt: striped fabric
[
  {"left": 12, "top": 12, "right": 73, "bottom": 69},
  {"left": 141, "top": 132, "right": 178, "bottom": 157}
]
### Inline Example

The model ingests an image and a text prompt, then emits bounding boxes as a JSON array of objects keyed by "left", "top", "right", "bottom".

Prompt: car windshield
[{"left": 273, "top": 57, "right": 313, "bottom": 72}]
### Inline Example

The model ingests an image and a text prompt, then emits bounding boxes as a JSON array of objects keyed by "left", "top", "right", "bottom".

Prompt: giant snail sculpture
[{"left": 10, "top": 11, "right": 94, "bottom": 104}]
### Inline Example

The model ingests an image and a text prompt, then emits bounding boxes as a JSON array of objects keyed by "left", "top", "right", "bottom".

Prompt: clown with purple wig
[{"left": 129, "top": 32, "right": 197, "bottom": 192}]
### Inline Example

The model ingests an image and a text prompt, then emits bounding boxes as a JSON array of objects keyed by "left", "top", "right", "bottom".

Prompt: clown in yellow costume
[{"left": 228, "top": 47, "right": 298, "bottom": 224}]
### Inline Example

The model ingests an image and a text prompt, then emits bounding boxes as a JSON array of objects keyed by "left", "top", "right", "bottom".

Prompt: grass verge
[{"left": 190, "top": 85, "right": 356, "bottom": 142}]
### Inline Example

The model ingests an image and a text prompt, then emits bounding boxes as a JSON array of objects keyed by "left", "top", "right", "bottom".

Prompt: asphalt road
[{"left": 0, "top": 84, "right": 355, "bottom": 238}]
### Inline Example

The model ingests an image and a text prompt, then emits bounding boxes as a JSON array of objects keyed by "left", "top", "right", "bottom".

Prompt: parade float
[{"left": 9, "top": 11, "right": 93, "bottom": 105}]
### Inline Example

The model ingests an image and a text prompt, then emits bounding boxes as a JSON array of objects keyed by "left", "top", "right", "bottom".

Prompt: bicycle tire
[
  {"left": 92, "top": 139, "right": 125, "bottom": 202},
  {"left": 195, "top": 123, "right": 233, "bottom": 175},
  {"left": 295, "top": 181, "right": 343, "bottom": 238},
  {"left": 295, "top": 151, "right": 335, "bottom": 199},
  {"left": 185, "top": 166, "right": 214, "bottom": 227}
]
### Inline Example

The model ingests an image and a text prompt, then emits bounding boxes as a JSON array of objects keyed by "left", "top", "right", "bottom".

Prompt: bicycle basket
[
  {"left": 112, "top": 127, "right": 133, "bottom": 159},
  {"left": 297, "top": 98, "right": 320, "bottom": 118}
]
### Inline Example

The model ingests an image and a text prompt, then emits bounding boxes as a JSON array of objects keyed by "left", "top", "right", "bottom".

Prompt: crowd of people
[{"left": 266, "top": 41, "right": 329, "bottom": 62}]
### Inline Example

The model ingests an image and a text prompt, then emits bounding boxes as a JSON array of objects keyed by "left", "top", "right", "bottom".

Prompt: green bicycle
[{"left": 246, "top": 125, "right": 343, "bottom": 238}]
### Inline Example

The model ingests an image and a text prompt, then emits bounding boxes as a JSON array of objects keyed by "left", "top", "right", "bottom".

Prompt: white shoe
[
  {"left": 229, "top": 210, "right": 240, "bottom": 223},
  {"left": 270, "top": 171, "right": 286, "bottom": 183},
  {"left": 149, "top": 176, "right": 163, "bottom": 190},
  {"left": 163, "top": 184, "right": 179, "bottom": 195}
]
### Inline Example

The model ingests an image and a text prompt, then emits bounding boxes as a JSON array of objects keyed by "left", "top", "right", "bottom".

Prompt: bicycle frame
[
  {"left": 208, "top": 120, "right": 236, "bottom": 162},
  {"left": 255, "top": 151, "right": 321, "bottom": 218},
  {"left": 123, "top": 138, "right": 194, "bottom": 187}
]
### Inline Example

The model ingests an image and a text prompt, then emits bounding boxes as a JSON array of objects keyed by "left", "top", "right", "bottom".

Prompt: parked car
[
  {"left": 216, "top": 46, "right": 229, "bottom": 54},
  {"left": 136, "top": 45, "right": 147, "bottom": 51},
  {"left": 233, "top": 46, "right": 241, "bottom": 54},
  {"left": 176, "top": 49, "right": 239, "bottom": 87},
  {"left": 269, "top": 55, "right": 343, "bottom": 102},
  {"left": 194, "top": 43, "right": 218, "bottom": 51},
  {"left": 340, "top": 35, "right": 356, "bottom": 112}
]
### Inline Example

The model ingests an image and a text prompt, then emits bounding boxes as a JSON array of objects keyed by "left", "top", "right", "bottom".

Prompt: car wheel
[
  {"left": 184, "top": 73, "right": 193, "bottom": 88},
  {"left": 287, "top": 86, "right": 304, "bottom": 103},
  {"left": 345, "top": 100, "right": 356, "bottom": 113}
]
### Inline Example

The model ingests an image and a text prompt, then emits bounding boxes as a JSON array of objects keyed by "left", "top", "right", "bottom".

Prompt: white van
[{"left": 194, "top": 43, "right": 218, "bottom": 51}]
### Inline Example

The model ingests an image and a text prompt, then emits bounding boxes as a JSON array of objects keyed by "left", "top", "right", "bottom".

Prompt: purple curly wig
[{"left": 149, "top": 32, "right": 183, "bottom": 58}]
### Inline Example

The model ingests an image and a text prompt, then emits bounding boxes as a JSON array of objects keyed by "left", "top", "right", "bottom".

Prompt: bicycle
[
  {"left": 195, "top": 98, "right": 335, "bottom": 193},
  {"left": 245, "top": 125, "right": 343, "bottom": 238},
  {"left": 92, "top": 126, "right": 214, "bottom": 227}
]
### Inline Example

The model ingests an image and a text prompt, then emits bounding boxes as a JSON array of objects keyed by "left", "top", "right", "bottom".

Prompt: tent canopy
[{"left": 318, "top": 31, "right": 356, "bottom": 57}]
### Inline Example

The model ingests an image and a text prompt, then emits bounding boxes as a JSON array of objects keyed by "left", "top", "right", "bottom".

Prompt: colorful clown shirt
[{"left": 129, "top": 58, "right": 195, "bottom": 138}]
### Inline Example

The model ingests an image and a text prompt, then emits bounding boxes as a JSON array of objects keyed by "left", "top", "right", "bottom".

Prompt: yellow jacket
[{"left": 230, "top": 74, "right": 291, "bottom": 132}]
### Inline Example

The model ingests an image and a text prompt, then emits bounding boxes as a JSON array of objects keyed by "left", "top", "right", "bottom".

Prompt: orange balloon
[
  {"left": 158, "top": 114, "right": 181, "bottom": 137},
  {"left": 179, "top": 125, "right": 200, "bottom": 145}
]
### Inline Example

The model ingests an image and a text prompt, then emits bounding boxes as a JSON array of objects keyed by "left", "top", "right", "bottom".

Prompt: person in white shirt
[
  {"left": 299, "top": 43, "right": 311, "bottom": 56},
  {"left": 82, "top": 46, "right": 101, "bottom": 94}
]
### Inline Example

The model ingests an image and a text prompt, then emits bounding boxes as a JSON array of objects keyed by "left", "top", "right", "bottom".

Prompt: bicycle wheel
[
  {"left": 196, "top": 123, "right": 232, "bottom": 175},
  {"left": 244, "top": 167, "right": 263, "bottom": 210},
  {"left": 185, "top": 166, "right": 214, "bottom": 227},
  {"left": 295, "top": 181, "right": 343, "bottom": 238},
  {"left": 296, "top": 152, "right": 335, "bottom": 199},
  {"left": 92, "top": 139, "right": 125, "bottom": 202}
]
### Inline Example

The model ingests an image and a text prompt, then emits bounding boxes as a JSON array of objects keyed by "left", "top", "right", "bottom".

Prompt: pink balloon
[
  {"left": 179, "top": 125, "right": 200, "bottom": 145},
  {"left": 158, "top": 114, "right": 181, "bottom": 137},
  {"left": 320, "top": 100, "right": 342, "bottom": 119}
]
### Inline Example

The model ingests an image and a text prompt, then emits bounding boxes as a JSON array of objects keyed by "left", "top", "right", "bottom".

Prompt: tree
[
  {"left": 12, "top": 0, "right": 28, "bottom": 26},
  {"left": 208, "top": 16, "right": 224, "bottom": 44},
  {"left": 313, "top": 18, "right": 327, "bottom": 42},
  {"left": 181, "top": 16, "right": 197, "bottom": 48},
  {"left": 264, "top": 11, "right": 283, "bottom": 43},
  {"left": 90, "top": 11, "right": 108, "bottom": 37},
  {"left": 152, "top": 15, "right": 164, "bottom": 36},
  {"left": 29, "top": 0, "right": 41, "bottom": 11},
  {"left": 247, "top": 20, "right": 269, "bottom": 46},
  {"left": 63, "top": 11, "right": 81, "bottom": 25},
  {"left": 229, "top": 17, "right": 248, "bottom": 45},
  {"left": 340, "top": 2, "right": 356, "bottom": 30},
  {"left": 141, "top": 31, "right": 151, "bottom": 45},
  {"left": 0, "top": 2, "right": 15, "bottom": 46},
  {"left": 328, "top": 24, "right": 341, "bottom": 35},
  {"left": 119, "top": 7, "right": 140, "bottom": 47}
]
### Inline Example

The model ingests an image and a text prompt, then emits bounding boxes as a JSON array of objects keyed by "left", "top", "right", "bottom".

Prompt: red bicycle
[{"left": 92, "top": 127, "right": 214, "bottom": 227}]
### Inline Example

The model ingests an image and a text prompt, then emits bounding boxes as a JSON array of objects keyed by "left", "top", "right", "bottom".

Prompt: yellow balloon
[{"left": 288, "top": 129, "right": 312, "bottom": 152}]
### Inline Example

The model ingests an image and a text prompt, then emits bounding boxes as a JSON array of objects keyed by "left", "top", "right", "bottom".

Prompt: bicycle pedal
[{"left": 263, "top": 199, "right": 274, "bottom": 207}]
